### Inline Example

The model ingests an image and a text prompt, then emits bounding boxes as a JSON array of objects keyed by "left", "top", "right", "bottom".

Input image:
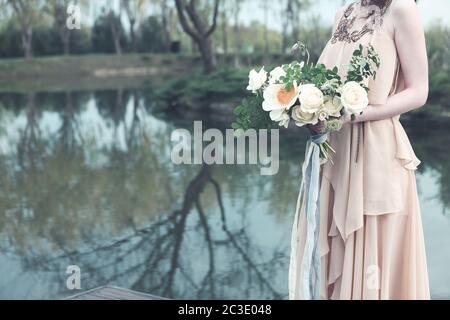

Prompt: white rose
[
  {"left": 340, "top": 81, "right": 369, "bottom": 114},
  {"left": 291, "top": 105, "right": 319, "bottom": 127},
  {"left": 299, "top": 84, "right": 324, "bottom": 113},
  {"left": 322, "top": 95, "right": 343, "bottom": 117},
  {"left": 246, "top": 67, "right": 267, "bottom": 93},
  {"left": 269, "top": 66, "right": 286, "bottom": 84},
  {"left": 270, "top": 109, "right": 290, "bottom": 128}
]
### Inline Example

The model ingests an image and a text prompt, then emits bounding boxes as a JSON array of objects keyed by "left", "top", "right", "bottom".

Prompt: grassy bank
[
  {"left": 0, "top": 53, "right": 202, "bottom": 78},
  {"left": 0, "top": 53, "right": 202, "bottom": 92},
  {"left": 1, "top": 53, "right": 448, "bottom": 121},
  {"left": 0, "top": 53, "right": 289, "bottom": 92}
]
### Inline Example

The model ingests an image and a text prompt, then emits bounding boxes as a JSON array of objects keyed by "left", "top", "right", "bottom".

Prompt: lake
[{"left": 0, "top": 89, "right": 449, "bottom": 299}]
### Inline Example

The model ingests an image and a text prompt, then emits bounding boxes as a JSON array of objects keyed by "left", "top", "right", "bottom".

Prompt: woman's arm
[{"left": 351, "top": 0, "right": 429, "bottom": 123}]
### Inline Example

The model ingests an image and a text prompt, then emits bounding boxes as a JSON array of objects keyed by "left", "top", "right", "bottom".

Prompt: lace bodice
[{"left": 331, "top": 0, "right": 393, "bottom": 44}]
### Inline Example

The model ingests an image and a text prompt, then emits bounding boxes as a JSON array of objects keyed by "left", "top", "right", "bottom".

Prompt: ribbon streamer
[{"left": 288, "top": 132, "right": 327, "bottom": 300}]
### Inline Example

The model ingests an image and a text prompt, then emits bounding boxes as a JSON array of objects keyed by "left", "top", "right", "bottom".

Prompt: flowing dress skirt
[{"left": 289, "top": 118, "right": 430, "bottom": 300}]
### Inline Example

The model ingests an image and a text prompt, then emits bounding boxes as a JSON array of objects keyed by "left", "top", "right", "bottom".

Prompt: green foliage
[
  {"left": 280, "top": 62, "right": 341, "bottom": 94},
  {"left": 429, "top": 70, "right": 450, "bottom": 107},
  {"left": 138, "top": 17, "right": 169, "bottom": 53},
  {"left": 91, "top": 13, "right": 128, "bottom": 54},
  {"left": 0, "top": 22, "right": 22, "bottom": 58},
  {"left": 426, "top": 23, "right": 450, "bottom": 109},
  {"left": 346, "top": 45, "right": 380, "bottom": 85},
  {"left": 156, "top": 67, "right": 248, "bottom": 108},
  {"left": 32, "top": 26, "right": 61, "bottom": 56},
  {"left": 231, "top": 93, "right": 275, "bottom": 131},
  {"left": 67, "top": 30, "right": 92, "bottom": 55}
]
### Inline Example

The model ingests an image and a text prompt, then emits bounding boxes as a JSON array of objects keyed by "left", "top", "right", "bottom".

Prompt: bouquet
[{"left": 232, "top": 42, "right": 380, "bottom": 162}]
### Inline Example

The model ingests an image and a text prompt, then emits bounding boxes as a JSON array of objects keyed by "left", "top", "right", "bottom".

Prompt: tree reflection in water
[
  {"left": 0, "top": 90, "right": 449, "bottom": 299},
  {"left": 0, "top": 90, "right": 291, "bottom": 299}
]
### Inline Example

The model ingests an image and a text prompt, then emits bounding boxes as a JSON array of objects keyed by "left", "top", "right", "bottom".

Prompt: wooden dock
[{"left": 65, "top": 286, "right": 168, "bottom": 300}]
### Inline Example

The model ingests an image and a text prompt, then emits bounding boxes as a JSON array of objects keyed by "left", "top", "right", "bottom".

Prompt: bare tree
[
  {"left": 159, "top": 0, "right": 173, "bottom": 52},
  {"left": 220, "top": 4, "right": 228, "bottom": 55},
  {"left": 174, "top": 0, "right": 220, "bottom": 73},
  {"left": 45, "top": 0, "right": 73, "bottom": 55},
  {"left": 121, "top": 0, "right": 147, "bottom": 52},
  {"left": 4, "top": 0, "right": 43, "bottom": 59},
  {"left": 231, "top": 0, "right": 244, "bottom": 67},
  {"left": 106, "top": 1, "right": 123, "bottom": 55}
]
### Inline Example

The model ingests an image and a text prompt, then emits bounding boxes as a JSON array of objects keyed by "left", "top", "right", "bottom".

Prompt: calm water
[{"left": 0, "top": 90, "right": 449, "bottom": 299}]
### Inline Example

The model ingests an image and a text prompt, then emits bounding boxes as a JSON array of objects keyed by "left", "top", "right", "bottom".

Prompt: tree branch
[
  {"left": 174, "top": 0, "right": 200, "bottom": 42},
  {"left": 206, "top": 0, "right": 220, "bottom": 37}
]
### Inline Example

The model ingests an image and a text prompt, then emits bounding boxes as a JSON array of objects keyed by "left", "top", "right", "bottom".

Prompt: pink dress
[{"left": 289, "top": 0, "right": 430, "bottom": 300}]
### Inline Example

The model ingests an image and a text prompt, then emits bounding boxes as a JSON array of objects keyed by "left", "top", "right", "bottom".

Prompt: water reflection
[{"left": 0, "top": 90, "right": 448, "bottom": 299}]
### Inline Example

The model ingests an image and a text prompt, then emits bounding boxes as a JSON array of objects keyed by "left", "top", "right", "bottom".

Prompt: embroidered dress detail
[{"left": 331, "top": 0, "right": 391, "bottom": 44}]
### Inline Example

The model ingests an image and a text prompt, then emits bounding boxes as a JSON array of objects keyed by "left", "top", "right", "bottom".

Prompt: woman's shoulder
[
  {"left": 333, "top": 5, "right": 346, "bottom": 22},
  {"left": 332, "top": 3, "right": 352, "bottom": 28},
  {"left": 390, "top": 0, "right": 419, "bottom": 19},
  {"left": 388, "top": 0, "right": 421, "bottom": 33}
]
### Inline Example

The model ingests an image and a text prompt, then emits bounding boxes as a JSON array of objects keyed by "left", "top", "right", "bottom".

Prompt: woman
[{"left": 289, "top": 0, "right": 430, "bottom": 300}]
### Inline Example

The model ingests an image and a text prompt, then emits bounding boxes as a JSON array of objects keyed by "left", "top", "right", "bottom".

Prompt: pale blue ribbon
[{"left": 290, "top": 132, "right": 327, "bottom": 300}]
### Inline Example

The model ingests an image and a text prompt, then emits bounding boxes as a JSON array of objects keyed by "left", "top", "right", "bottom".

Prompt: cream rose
[
  {"left": 269, "top": 109, "right": 290, "bottom": 128},
  {"left": 269, "top": 66, "right": 286, "bottom": 84},
  {"left": 322, "top": 96, "right": 343, "bottom": 117},
  {"left": 291, "top": 105, "right": 319, "bottom": 127},
  {"left": 262, "top": 81, "right": 300, "bottom": 112},
  {"left": 299, "top": 84, "right": 324, "bottom": 113},
  {"left": 340, "top": 81, "right": 369, "bottom": 114},
  {"left": 246, "top": 67, "right": 267, "bottom": 93}
]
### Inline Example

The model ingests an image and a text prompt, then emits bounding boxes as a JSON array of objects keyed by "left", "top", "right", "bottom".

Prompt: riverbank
[
  {"left": 0, "top": 53, "right": 292, "bottom": 92},
  {"left": 0, "top": 53, "right": 201, "bottom": 78},
  {"left": 0, "top": 54, "right": 448, "bottom": 121},
  {"left": 0, "top": 53, "right": 202, "bottom": 92}
]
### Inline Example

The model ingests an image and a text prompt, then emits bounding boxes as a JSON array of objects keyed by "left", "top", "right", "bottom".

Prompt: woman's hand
[{"left": 340, "top": 112, "right": 352, "bottom": 125}]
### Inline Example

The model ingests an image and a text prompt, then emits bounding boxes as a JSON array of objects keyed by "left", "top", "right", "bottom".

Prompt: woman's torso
[{"left": 318, "top": 0, "right": 421, "bottom": 238}]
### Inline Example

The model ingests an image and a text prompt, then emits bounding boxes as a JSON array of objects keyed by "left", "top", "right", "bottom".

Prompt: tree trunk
[
  {"left": 22, "top": 27, "right": 33, "bottom": 59},
  {"left": 198, "top": 37, "right": 216, "bottom": 74},
  {"left": 281, "top": 32, "right": 287, "bottom": 54},
  {"left": 63, "top": 37, "right": 70, "bottom": 55},
  {"left": 113, "top": 35, "right": 122, "bottom": 55},
  {"left": 233, "top": 1, "right": 241, "bottom": 68},
  {"left": 221, "top": 10, "right": 228, "bottom": 55},
  {"left": 60, "top": 28, "right": 70, "bottom": 55},
  {"left": 54, "top": 3, "right": 70, "bottom": 55},
  {"left": 109, "top": 14, "right": 122, "bottom": 55},
  {"left": 161, "top": 2, "right": 172, "bottom": 52},
  {"left": 129, "top": 19, "right": 136, "bottom": 52},
  {"left": 174, "top": 0, "right": 220, "bottom": 73}
]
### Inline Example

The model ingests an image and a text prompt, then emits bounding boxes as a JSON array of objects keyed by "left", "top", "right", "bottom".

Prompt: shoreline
[
  {"left": 0, "top": 53, "right": 199, "bottom": 92},
  {"left": 0, "top": 54, "right": 447, "bottom": 123}
]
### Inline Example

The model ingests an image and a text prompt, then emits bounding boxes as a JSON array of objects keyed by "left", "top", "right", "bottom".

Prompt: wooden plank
[{"left": 65, "top": 286, "right": 168, "bottom": 300}]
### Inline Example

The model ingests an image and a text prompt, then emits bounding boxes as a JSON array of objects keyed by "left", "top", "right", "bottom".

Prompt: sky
[
  {"left": 239, "top": 0, "right": 450, "bottom": 30},
  {"left": 88, "top": 0, "right": 450, "bottom": 30}
]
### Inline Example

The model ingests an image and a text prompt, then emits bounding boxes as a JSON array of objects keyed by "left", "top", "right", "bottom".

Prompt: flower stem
[{"left": 319, "top": 141, "right": 335, "bottom": 164}]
